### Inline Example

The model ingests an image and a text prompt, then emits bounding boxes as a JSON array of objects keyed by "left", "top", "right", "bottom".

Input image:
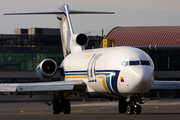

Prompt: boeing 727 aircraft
[{"left": 0, "top": 4, "right": 171, "bottom": 115}]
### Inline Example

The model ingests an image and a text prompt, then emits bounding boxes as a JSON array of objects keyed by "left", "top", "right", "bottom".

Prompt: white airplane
[{"left": 0, "top": 4, "right": 177, "bottom": 115}]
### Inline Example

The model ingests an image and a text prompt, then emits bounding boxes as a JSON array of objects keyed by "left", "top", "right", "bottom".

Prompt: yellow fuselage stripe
[
  {"left": 97, "top": 76, "right": 112, "bottom": 95},
  {"left": 65, "top": 75, "right": 113, "bottom": 95},
  {"left": 65, "top": 76, "right": 88, "bottom": 81}
]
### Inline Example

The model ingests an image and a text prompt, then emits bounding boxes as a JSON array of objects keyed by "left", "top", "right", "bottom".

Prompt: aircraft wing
[
  {"left": 152, "top": 81, "right": 180, "bottom": 89},
  {"left": 0, "top": 80, "right": 86, "bottom": 92}
]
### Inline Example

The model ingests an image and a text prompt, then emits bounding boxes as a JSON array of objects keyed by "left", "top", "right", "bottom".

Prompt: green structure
[
  {"left": 0, "top": 34, "right": 63, "bottom": 83},
  {"left": 0, "top": 32, "right": 103, "bottom": 83},
  {"left": 0, "top": 46, "right": 63, "bottom": 71},
  {"left": 147, "top": 50, "right": 180, "bottom": 71}
]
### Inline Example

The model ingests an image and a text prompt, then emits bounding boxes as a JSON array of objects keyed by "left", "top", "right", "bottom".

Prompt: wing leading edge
[{"left": 0, "top": 80, "right": 86, "bottom": 92}]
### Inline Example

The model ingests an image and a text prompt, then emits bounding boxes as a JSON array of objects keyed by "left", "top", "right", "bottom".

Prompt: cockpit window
[
  {"left": 122, "top": 60, "right": 150, "bottom": 67},
  {"left": 140, "top": 60, "right": 150, "bottom": 65},
  {"left": 129, "top": 61, "right": 140, "bottom": 65},
  {"left": 121, "top": 61, "right": 128, "bottom": 67},
  {"left": 125, "top": 61, "right": 128, "bottom": 66}
]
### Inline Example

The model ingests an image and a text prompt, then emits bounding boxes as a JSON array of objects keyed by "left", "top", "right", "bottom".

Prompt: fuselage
[{"left": 61, "top": 46, "right": 154, "bottom": 98}]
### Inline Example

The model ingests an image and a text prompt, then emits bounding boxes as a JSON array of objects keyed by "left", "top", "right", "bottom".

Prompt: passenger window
[
  {"left": 141, "top": 60, "right": 150, "bottom": 65},
  {"left": 129, "top": 61, "right": 140, "bottom": 65}
]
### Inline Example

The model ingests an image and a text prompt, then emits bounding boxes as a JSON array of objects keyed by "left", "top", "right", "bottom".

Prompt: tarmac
[{"left": 0, "top": 99, "right": 180, "bottom": 120}]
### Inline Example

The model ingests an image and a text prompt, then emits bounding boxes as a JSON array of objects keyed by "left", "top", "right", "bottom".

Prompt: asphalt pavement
[{"left": 0, "top": 99, "right": 180, "bottom": 120}]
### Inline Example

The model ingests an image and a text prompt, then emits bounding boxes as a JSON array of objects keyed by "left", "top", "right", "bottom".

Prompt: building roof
[{"left": 105, "top": 26, "right": 180, "bottom": 46}]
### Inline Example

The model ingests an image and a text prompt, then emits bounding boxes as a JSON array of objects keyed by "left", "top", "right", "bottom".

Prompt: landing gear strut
[
  {"left": 118, "top": 97, "right": 143, "bottom": 115},
  {"left": 45, "top": 92, "right": 71, "bottom": 115}
]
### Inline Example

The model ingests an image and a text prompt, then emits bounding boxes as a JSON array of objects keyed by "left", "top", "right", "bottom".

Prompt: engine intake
[
  {"left": 42, "top": 60, "right": 56, "bottom": 74},
  {"left": 76, "top": 33, "right": 88, "bottom": 46},
  {"left": 36, "top": 59, "right": 57, "bottom": 81}
]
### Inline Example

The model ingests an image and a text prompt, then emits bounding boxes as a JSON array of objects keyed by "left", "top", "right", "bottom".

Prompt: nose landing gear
[
  {"left": 118, "top": 97, "right": 144, "bottom": 115},
  {"left": 118, "top": 99, "right": 127, "bottom": 113},
  {"left": 126, "top": 104, "right": 142, "bottom": 115},
  {"left": 134, "top": 104, "right": 141, "bottom": 115}
]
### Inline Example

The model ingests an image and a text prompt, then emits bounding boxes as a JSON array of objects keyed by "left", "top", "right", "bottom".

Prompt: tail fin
[
  {"left": 2, "top": 4, "right": 115, "bottom": 57},
  {"left": 56, "top": 4, "right": 115, "bottom": 57},
  {"left": 57, "top": 4, "right": 74, "bottom": 57}
]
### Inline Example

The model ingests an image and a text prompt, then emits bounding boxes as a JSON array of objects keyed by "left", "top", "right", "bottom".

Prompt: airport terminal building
[
  {"left": 0, "top": 26, "right": 180, "bottom": 98},
  {"left": 0, "top": 28, "right": 102, "bottom": 84}
]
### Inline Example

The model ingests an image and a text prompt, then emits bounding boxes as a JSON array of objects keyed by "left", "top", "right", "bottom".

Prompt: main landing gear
[
  {"left": 45, "top": 92, "right": 71, "bottom": 114},
  {"left": 118, "top": 97, "right": 146, "bottom": 115}
]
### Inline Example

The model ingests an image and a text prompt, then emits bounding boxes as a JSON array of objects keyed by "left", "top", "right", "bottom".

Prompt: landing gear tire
[
  {"left": 134, "top": 104, "right": 141, "bottom": 115},
  {"left": 118, "top": 99, "right": 127, "bottom": 113},
  {"left": 127, "top": 105, "right": 134, "bottom": 115},
  {"left": 63, "top": 99, "right": 71, "bottom": 114},
  {"left": 50, "top": 92, "right": 72, "bottom": 115},
  {"left": 53, "top": 99, "right": 61, "bottom": 114}
]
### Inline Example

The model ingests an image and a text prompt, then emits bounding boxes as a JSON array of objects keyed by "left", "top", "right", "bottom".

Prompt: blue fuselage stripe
[
  {"left": 65, "top": 71, "right": 87, "bottom": 73},
  {"left": 111, "top": 71, "right": 120, "bottom": 94},
  {"left": 65, "top": 70, "right": 120, "bottom": 95},
  {"left": 66, "top": 73, "right": 87, "bottom": 76}
]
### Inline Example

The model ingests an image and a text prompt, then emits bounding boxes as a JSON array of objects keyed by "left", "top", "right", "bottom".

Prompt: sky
[{"left": 0, "top": 0, "right": 180, "bottom": 36}]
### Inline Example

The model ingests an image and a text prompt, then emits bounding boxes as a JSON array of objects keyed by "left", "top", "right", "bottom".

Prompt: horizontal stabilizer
[{"left": 2, "top": 10, "right": 115, "bottom": 15}]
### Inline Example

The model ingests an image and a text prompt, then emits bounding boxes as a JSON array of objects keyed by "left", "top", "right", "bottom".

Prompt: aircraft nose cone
[{"left": 131, "top": 67, "right": 154, "bottom": 93}]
